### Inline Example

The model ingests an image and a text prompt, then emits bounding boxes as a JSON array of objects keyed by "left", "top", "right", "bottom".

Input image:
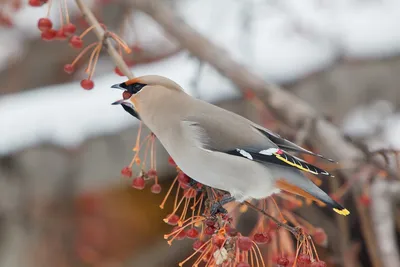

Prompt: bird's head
[{"left": 111, "top": 75, "right": 184, "bottom": 119}]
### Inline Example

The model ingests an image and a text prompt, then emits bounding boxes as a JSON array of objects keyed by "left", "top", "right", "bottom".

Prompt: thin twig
[
  {"left": 131, "top": 0, "right": 397, "bottom": 180},
  {"left": 243, "top": 201, "right": 299, "bottom": 236},
  {"left": 74, "top": 0, "right": 134, "bottom": 79}
]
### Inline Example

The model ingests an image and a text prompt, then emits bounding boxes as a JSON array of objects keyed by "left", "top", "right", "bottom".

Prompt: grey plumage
[{"left": 111, "top": 75, "right": 349, "bottom": 216}]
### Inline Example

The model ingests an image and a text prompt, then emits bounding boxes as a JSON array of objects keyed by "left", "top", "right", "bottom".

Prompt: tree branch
[
  {"left": 74, "top": 0, "right": 134, "bottom": 79},
  {"left": 130, "top": 0, "right": 397, "bottom": 179},
  {"left": 371, "top": 179, "right": 400, "bottom": 267}
]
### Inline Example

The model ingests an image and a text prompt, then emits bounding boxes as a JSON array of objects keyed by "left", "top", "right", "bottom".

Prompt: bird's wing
[
  {"left": 181, "top": 112, "right": 332, "bottom": 177},
  {"left": 225, "top": 147, "right": 332, "bottom": 177},
  {"left": 252, "top": 124, "right": 336, "bottom": 163}
]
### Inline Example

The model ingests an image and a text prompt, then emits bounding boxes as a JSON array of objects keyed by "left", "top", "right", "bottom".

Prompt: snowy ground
[{"left": 1, "top": 0, "right": 400, "bottom": 155}]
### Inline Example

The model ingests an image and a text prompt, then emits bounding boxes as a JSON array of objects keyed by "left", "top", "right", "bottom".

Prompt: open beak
[
  {"left": 111, "top": 99, "right": 126, "bottom": 105},
  {"left": 111, "top": 83, "right": 124, "bottom": 90},
  {"left": 111, "top": 99, "right": 140, "bottom": 120}
]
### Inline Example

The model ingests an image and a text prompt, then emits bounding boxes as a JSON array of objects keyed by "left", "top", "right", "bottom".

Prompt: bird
[{"left": 111, "top": 75, "right": 349, "bottom": 216}]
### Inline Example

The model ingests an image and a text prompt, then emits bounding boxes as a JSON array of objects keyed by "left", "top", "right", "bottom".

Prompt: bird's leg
[{"left": 210, "top": 195, "right": 236, "bottom": 216}]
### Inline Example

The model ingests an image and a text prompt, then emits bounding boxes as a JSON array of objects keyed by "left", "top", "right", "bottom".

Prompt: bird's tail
[{"left": 275, "top": 178, "right": 350, "bottom": 216}]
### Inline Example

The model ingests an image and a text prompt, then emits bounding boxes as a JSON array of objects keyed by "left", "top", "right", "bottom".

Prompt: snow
[
  {"left": 1, "top": 0, "right": 400, "bottom": 154},
  {"left": 341, "top": 100, "right": 400, "bottom": 151},
  {"left": 0, "top": 52, "right": 237, "bottom": 155}
]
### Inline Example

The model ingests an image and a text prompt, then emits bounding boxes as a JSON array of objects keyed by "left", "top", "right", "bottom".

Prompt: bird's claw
[
  {"left": 210, "top": 202, "right": 228, "bottom": 216},
  {"left": 210, "top": 196, "right": 235, "bottom": 216}
]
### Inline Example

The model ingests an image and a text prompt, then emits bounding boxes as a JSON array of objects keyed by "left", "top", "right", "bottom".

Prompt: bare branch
[
  {"left": 371, "top": 179, "right": 400, "bottom": 267},
  {"left": 74, "top": 0, "right": 134, "bottom": 79},
  {"left": 130, "top": 0, "right": 397, "bottom": 179}
]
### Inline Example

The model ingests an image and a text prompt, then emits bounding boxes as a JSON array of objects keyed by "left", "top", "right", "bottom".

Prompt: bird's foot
[{"left": 210, "top": 195, "right": 235, "bottom": 216}]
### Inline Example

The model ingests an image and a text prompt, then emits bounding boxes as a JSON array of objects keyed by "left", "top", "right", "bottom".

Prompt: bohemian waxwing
[{"left": 111, "top": 75, "right": 349, "bottom": 216}]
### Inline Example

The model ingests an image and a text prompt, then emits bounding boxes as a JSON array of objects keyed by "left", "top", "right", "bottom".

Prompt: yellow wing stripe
[
  {"left": 333, "top": 208, "right": 350, "bottom": 216},
  {"left": 275, "top": 153, "right": 319, "bottom": 175}
]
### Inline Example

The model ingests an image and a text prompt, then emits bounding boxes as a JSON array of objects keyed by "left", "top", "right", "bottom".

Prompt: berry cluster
[
  {"left": 121, "top": 127, "right": 330, "bottom": 266},
  {"left": 30, "top": 0, "right": 133, "bottom": 90},
  {"left": 117, "top": 122, "right": 334, "bottom": 266},
  {"left": 120, "top": 125, "right": 162, "bottom": 194}
]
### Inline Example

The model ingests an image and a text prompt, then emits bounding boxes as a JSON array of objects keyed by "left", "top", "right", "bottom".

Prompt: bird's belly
[{"left": 163, "top": 142, "right": 279, "bottom": 201}]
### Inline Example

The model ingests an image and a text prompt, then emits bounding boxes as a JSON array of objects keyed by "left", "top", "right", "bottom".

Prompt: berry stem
[
  {"left": 85, "top": 43, "right": 101, "bottom": 74},
  {"left": 63, "top": 0, "right": 69, "bottom": 24},
  {"left": 244, "top": 201, "right": 299, "bottom": 236},
  {"left": 71, "top": 42, "right": 97, "bottom": 66},
  {"left": 87, "top": 44, "right": 101, "bottom": 79},
  {"left": 74, "top": 0, "right": 134, "bottom": 78},
  {"left": 160, "top": 176, "right": 178, "bottom": 209},
  {"left": 108, "top": 32, "right": 132, "bottom": 54},
  {"left": 180, "top": 240, "right": 212, "bottom": 267},
  {"left": 47, "top": 0, "right": 53, "bottom": 17},
  {"left": 79, "top": 24, "right": 97, "bottom": 39},
  {"left": 271, "top": 197, "right": 287, "bottom": 223},
  {"left": 58, "top": 1, "right": 64, "bottom": 26}
]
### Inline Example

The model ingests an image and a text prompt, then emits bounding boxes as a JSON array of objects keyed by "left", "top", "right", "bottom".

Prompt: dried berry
[
  {"left": 120, "top": 166, "right": 132, "bottom": 178},
  {"left": 132, "top": 176, "right": 145, "bottom": 190},
  {"left": 150, "top": 183, "right": 162, "bottom": 194}
]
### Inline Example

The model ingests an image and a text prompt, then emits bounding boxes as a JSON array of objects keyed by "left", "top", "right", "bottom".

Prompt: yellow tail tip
[{"left": 333, "top": 208, "right": 350, "bottom": 216}]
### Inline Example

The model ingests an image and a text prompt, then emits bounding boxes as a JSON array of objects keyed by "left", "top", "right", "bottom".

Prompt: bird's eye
[{"left": 127, "top": 82, "right": 146, "bottom": 94}]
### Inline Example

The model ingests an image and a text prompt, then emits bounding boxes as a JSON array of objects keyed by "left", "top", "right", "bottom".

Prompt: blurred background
[{"left": 0, "top": 0, "right": 400, "bottom": 266}]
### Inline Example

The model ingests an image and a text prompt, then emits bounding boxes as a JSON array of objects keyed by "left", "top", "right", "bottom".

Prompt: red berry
[
  {"left": 80, "top": 79, "right": 94, "bottom": 90},
  {"left": 63, "top": 64, "right": 74, "bottom": 74},
  {"left": 297, "top": 254, "right": 311, "bottom": 267},
  {"left": 114, "top": 67, "right": 124, "bottom": 76},
  {"left": 312, "top": 228, "right": 327, "bottom": 246},
  {"left": 310, "top": 261, "right": 327, "bottom": 267},
  {"left": 41, "top": 29, "right": 57, "bottom": 41},
  {"left": 237, "top": 262, "right": 250, "bottom": 267},
  {"left": 212, "top": 235, "right": 225, "bottom": 247},
  {"left": 177, "top": 172, "right": 190, "bottom": 186},
  {"left": 193, "top": 240, "right": 205, "bottom": 252},
  {"left": 253, "top": 232, "right": 271, "bottom": 244},
  {"left": 172, "top": 226, "right": 186, "bottom": 240},
  {"left": 120, "top": 166, "right": 132, "bottom": 178},
  {"left": 150, "top": 183, "right": 162, "bottom": 194},
  {"left": 168, "top": 156, "right": 177, "bottom": 166},
  {"left": 204, "top": 226, "right": 214, "bottom": 235},
  {"left": 37, "top": 18, "right": 52, "bottom": 32},
  {"left": 63, "top": 23, "right": 76, "bottom": 36},
  {"left": 132, "top": 177, "right": 145, "bottom": 190},
  {"left": 147, "top": 169, "right": 157, "bottom": 177},
  {"left": 165, "top": 214, "right": 179, "bottom": 226},
  {"left": 226, "top": 225, "right": 238, "bottom": 237},
  {"left": 360, "top": 194, "right": 371, "bottom": 206},
  {"left": 186, "top": 228, "right": 199, "bottom": 239},
  {"left": 69, "top": 35, "right": 83, "bottom": 49},
  {"left": 122, "top": 91, "right": 131, "bottom": 100},
  {"left": 277, "top": 257, "right": 289, "bottom": 266},
  {"left": 205, "top": 218, "right": 216, "bottom": 227},
  {"left": 238, "top": 236, "right": 253, "bottom": 251},
  {"left": 55, "top": 29, "right": 67, "bottom": 40},
  {"left": 28, "top": 0, "right": 42, "bottom": 6}
]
